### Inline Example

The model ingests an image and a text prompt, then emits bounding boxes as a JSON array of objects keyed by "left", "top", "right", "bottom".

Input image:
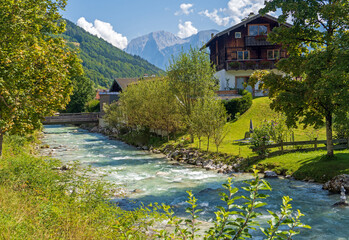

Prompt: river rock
[
  {"left": 333, "top": 202, "right": 349, "bottom": 207},
  {"left": 188, "top": 159, "right": 196, "bottom": 165},
  {"left": 195, "top": 160, "right": 202, "bottom": 166},
  {"left": 323, "top": 174, "right": 349, "bottom": 193},
  {"left": 264, "top": 171, "right": 278, "bottom": 178},
  {"left": 132, "top": 189, "right": 143, "bottom": 193},
  {"left": 202, "top": 160, "right": 214, "bottom": 168}
]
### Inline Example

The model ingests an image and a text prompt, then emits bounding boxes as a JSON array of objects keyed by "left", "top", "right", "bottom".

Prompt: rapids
[{"left": 43, "top": 125, "right": 349, "bottom": 239}]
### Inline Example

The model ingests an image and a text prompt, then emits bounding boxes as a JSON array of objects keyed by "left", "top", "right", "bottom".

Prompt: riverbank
[
  {"left": 0, "top": 133, "right": 165, "bottom": 239},
  {"left": 81, "top": 124, "right": 349, "bottom": 187}
]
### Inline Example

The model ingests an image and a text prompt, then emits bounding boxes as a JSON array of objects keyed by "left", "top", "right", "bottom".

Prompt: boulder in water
[
  {"left": 264, "top": 171, "right": 278, "bottom": 178},
  {"left": 323, "top": 174, "right": 349, "bottom": 193},
  {"left": 132, "top": 189, "right": 143, "bottom": 193}
]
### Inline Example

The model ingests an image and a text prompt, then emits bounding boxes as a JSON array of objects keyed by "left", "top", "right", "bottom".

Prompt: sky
[{"left": 62, "top": 0, "right": 269, "bottom": 49}]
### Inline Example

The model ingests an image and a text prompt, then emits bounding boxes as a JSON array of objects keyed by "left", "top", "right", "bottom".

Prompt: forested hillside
[{"left": 62, "top": 19, "right": 163, "bottom": 88}]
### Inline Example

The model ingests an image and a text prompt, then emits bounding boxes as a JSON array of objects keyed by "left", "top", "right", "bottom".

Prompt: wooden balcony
[
  {"left": 245, "top": 35, "right": 274, "bottom": 47},
  {"left": 226, "top": 59, "right": 277, "bottom": 71}
]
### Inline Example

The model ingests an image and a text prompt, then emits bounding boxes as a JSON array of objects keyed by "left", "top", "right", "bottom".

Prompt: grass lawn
[
  {"left": 254, "top": 149, "right": 349, "bottom": 182},
  {"left": 190, "top": 97, "right": 326, "bottom": 157}
]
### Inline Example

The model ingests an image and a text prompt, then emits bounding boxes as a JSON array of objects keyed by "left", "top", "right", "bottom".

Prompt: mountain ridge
[{"left": 125, "top": 29, "right": 218, "bottom": 70}]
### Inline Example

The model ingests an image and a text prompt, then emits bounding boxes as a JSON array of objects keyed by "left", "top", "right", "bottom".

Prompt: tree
[
  {"left": 259, "top": 0, "right": 349, "bottom": 157},
  {"left": 63, "top": 66, "right": 95, "bottom": 113},
  {"left": 167, "top": 47, "right": 217, "bottom": 140},
  {"left": 0, "top": 0, "right": 82, "bottom": 156},
  {"left": 247, "top": 70, "right": 269, "bottom": 97},
  {"left": 116, "top": 77, "right": 183, "bottom": 138},
  {"left": 190, "top": 96, "right": 228, "bottom": 152}
]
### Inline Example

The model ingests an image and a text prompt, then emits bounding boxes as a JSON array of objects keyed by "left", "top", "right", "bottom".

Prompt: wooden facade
[{"left": 205, "top": 14, "right": 290, "bottom": 72}]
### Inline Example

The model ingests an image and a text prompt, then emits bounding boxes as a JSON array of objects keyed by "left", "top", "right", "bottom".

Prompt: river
[{"left": 42, "top": 125, "right": 349, "bottom": 240}]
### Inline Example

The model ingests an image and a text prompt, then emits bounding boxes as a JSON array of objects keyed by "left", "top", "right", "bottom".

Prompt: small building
[
  {"left": 203, "top": 13, "right": 291, "bottom": 97},
  {"left": 99, "top": 78, "right": 138, "bottom": 112}
]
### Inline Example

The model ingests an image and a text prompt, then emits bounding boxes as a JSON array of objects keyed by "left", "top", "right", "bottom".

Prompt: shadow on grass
[{"left": 292, "top": 152, "right": 349, "bottom": 183}]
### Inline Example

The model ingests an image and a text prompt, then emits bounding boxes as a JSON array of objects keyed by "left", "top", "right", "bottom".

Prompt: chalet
[{"left": 203, "top": 13, "right": 291, "bottom": 96}]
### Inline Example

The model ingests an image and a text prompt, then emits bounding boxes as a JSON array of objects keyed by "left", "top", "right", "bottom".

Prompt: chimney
[
  {"left": 248, "top": 12, "right": 255, "bottom": 18},
  {"left": 211, "top": 33, "right": 214, "bottom": 38}
]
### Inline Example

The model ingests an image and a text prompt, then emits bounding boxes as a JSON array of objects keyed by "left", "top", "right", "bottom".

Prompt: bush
[
  {"left": 84, "top": 99, "right": 100, "bottom": 112},
  {"left": 229, "top": 61, "right": 241, "bottom": 69},
  {"left": 222, "top": 90, "right": 252, "bottom": 120}
]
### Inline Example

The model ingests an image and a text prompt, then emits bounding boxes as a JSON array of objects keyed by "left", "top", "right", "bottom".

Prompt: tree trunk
[
  {"left": 0, "top": 132, "right": 3, "bottom": 157},
  {"left": 326, "top": 112, "right": 334, "bottom": 157}
]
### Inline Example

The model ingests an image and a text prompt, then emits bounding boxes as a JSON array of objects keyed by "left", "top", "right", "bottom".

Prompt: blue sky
[{"left": 62, "top": 0, "right": 267, "bottom": 49}]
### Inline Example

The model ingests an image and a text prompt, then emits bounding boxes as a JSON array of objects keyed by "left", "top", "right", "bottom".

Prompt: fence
[{"left": 251, "top": 138, "right": 349, "bottom": 157}]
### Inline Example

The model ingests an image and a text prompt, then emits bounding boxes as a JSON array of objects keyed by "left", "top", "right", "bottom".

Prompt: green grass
[
  {"left": 190, "top": 97, "right": 326, "bottom": 157},
  {"left": 0, "top": 134, "right": 163, "bottom": 239},
  {"left": 254, "top": 149, "right": 349, "bottom": 182}
]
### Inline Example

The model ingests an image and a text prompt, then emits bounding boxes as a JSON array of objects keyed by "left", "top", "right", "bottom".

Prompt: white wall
[{"left": 214, "top": 69, "right": 282, "bottom": 97}]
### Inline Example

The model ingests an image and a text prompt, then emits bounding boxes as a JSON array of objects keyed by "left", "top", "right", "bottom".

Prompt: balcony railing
[
  {"left": 226, "top": 59, "right": 277, "bottom": 71},
  {"left": 245, "top": 35, "right": 274, "bottom": 47}
]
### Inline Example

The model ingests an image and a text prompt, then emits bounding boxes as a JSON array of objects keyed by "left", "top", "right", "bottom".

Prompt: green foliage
[
  {"left": 229, "top": 61, "right": 241, "bottom": 69},
  {"left": 0, "top": 0, "right": 82, "bottom": 155},
  {"left": 85, "top": 99, "right": 100, "bottom": 112},
  {"left": 63, "top": 75, "right": 95, "bottom": 113},
  {"left": 222, "top": 90, "right": 252, "bottom": 120},
  {"left": 167, "top": 47, "right": 217, "bottom": 122},
  {"left": 190, "top": 96, "right": 228, "bottom": 151},
  {"left": 259, "top": 0, "right": 349, "bottom": 156},
  {"left": 334, "top": 112, "right": 349, "bottom": 139},
  {"left": 117, "top": 77, "right": 183, "bottom": 138},
  {"left": 0, "top": 134, "right": 168, "bottom": 239},
  {"left": 251, "top": 121, "right": 272, "bottom": 156},
  {"left": 251, "top": 116, "right": 294, "bottom": 156},
  {"left": 63, "top": 20, "right": 163, "bottom": 88},
  {"left": 158, "top": 167, "right": 310, "bottom": 239},
  {"left": 103, "top": 102, "right": 126, "bottom": 130}
]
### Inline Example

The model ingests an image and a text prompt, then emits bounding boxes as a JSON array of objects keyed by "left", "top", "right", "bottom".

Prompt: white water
[{"left": 43, "top": 125, "right": 349, "bottom": 239}]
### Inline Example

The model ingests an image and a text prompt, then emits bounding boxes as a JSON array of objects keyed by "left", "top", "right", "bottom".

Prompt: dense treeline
[{"left": 62, "top": 20, "right": 163, "bottom": 88}]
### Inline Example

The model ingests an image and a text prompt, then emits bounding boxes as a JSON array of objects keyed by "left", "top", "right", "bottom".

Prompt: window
[
  {"left": 267, "top": 49, "right": 280, "bottom": 59},
  {"left": 237, "top": 51, "right": 249, "bottom": 60},
  {"left": 248, "top": 24, "right": 268, "bottom": 36},
  {"left": 235, "top": 32, "right": 241, "bottom": 38}
]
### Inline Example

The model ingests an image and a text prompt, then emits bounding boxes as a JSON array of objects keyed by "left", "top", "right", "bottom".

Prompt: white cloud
[
  {"left": 175, "top": 3, "right": 194, "bottom": 16},
  {"left": 200, "top": 0, "right": 266, "bottom": 26},
  {"left": 77, "top": 17, "right": 128, "bottom": 50},
  {"left": 227, "top": 0, "right": 265, "bottom": 24},
  {"left": 177, "top": 21, "right": 198, "bottom": 38},
  {"left": 199, "top": 9, "right": 230, "bottom": 26}
]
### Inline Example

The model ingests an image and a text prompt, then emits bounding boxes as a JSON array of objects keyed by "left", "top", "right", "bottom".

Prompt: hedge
[{"left": 222, "top": 89, "right": 252, "bottom": 120}]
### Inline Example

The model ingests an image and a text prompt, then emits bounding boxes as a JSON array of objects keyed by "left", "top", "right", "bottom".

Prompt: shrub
[
  {"left": 222, "top": 90, "right": 252, "bottom": 120},
  {"left": 156, "top": 168, "right": 310, "bottom": 239},
  {"left": 245, "top": 61, "right": 257, "bottom": 69},
  {"left": 260, "top": 60, "right": 272, "bottom": 68},
  {"left": 229, "top": 61, "right": 241, "bottom": 69},
  {"left": 84, "top": 99, "right": 100, "bottom": 112}
]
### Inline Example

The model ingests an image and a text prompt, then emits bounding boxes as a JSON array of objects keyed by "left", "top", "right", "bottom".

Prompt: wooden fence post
[
  {"left": 280, "top": 139, "right": 284, "bottom": 154},
  {"left": 314, "top": 138, "right": 317, "bottom": 151}
]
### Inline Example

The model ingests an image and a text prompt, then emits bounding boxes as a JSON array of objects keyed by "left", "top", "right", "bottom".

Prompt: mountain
[
  {"left": 125, "top": 30, "right": 219, "bottom": 70},
  {"left": 62, "top": 20, "right": 163, "bottom": 88}
]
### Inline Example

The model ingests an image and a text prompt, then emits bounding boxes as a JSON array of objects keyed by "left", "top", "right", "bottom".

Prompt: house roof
[
  {"left": 110, "top": 78, "right": 139, "bottom": 92},
  {"left": 202, "top": 14, "right": 292, "bottom": 49}
]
